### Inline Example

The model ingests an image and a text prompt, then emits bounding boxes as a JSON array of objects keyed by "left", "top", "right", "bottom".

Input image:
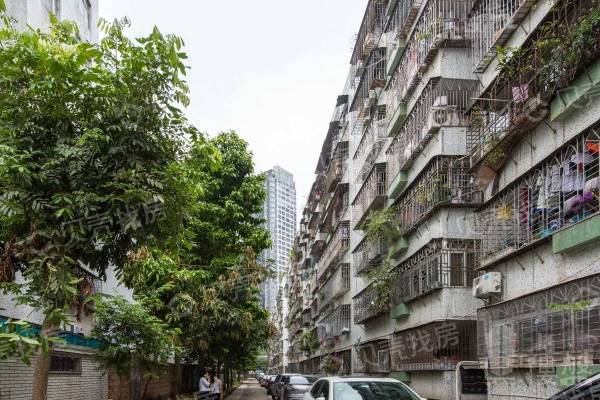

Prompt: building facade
[
  {"left": 260, "top": 166, "right": 297, "bottom": 316},
  {"left": 283, "top": 1, "right": 600, "bottom": 399}
]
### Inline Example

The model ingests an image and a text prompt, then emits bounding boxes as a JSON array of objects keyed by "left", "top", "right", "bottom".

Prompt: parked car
[
  {"left": 261, "top": 375, "right": 272, "bottom": 388},
  {"left": 550, "top": 372, "right": 600, "bottom": 400},
  {"left": 267, "top": 375, "right": 279, "bottom": 396},
  {"left": 274, "top": 374, "right": 317, "bottom": 400},
  {"left": 303, "top": 377, "right": 426, "bottom": 400}
]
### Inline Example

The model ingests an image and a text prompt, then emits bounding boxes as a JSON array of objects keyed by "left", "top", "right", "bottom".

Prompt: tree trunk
[
  {"left": 31, "top": 319, "right": 55, "bottom": 400},
  {"left": 170, "top": 353, "right": 181, "bottom": 400}
]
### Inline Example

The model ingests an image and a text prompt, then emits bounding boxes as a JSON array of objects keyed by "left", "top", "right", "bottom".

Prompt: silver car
[{"left": 276, "top": 375, "right": 318, "bottom": 400}]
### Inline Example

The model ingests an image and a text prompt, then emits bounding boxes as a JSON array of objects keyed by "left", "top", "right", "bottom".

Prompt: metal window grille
[
  {"left": 478, "top": 274, "right": 600, "bottom": 370},
  {"left": 353, "top": 163, "right": 388, "bottom": 229},
  {"left": 317, "top": 221, "right": 350, "bottom": 282},
  {"left": 353, "top": 234, "right": 388, "bottom": 276},
  {"left": 393, "top": 156, "right": 482, "bottom": 236},
  {"left": 387, "top": 78, "right": 479, "bottom": 183},
  {"left": 318, "top": 304, "right": 351, "bottom": 342},
  {"left": 318, "top": 264, "right": 351, "bottom": 309},
  {"left": 354, "top": 283, "right": 388, "bottom": 324},
  {"left": 351, "top": 0, "right": 389, "bottom": 66},
  {"left": 355, "top": 339, "right": 391, "bottom": 373},
  {"left": 476, "top": 127, "right": 600, "bottom": 264},
  {"left": 354, "top": 106, "right": 388, "bottom": 185},
  {"left": 392, "top": 239, "right": 480, "bottom": 304}
]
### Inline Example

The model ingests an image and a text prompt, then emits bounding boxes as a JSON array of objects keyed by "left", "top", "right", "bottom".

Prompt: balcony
[
  {"left": 475, "top": 128, "right": 600, "bottom": 267},
  {"left": 387, "top": 0, "right": 471, "bottom": 112},
  {"left": 385, "top": 0, "right": 423, "bottom": 77},
  {"left": 354, "top": 339, "right": 390, "bottom": 374},
  {"left": 353, "top": 163, "right": 387, "bottom": 230},
  {"left": 353, "top": 234, "right": 388, "bottom": 276},
  {"left": 391, "top": 320, "right": 477, "bottom": 371},
  {"left": 322, "top": 183, "right": 350, "bottom": 234},
  {"left": 470, "top": 0, "right": 538, "bottom": 73},
  {"left": 386, "top": 78, "right": 479, "bottom": 182},
  {"left": 317, "top": 221, "right": 350, "bottom": 282},
  {"left": 393, "top": 156, "right": 482, "bottom": 235},
  {"left": 354, "top": 109, "right": 388, "bottom": 185},
  {"left": 468, "top": 1, "right": 600, "bottom": 173},
  {"left": 478, "top": 274, "right": 600, "bottom": 370},
  {"left": 392, "top": 239, "right": 479, "bottom": 305},
  {"left": 351, "top": 0, "right": 388, "bottom": 65},
  {"left": 317, "top": 304, "right": 351, "bottom": 347},
  {"left": 354, "top": 283, "right": 388, "bottom": 324},
  {"left": 324, "top": 144, "right": 348, "bottom": 193},
  {"left": 318, "top": 264, "right": 351, "bottom": 309},
  {"left": 351, "top": 48, "right": 387, "bottom": 118}
]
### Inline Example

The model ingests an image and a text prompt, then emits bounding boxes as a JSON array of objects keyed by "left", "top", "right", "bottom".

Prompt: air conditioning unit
[{"left": 473, "top": 272, "right": 503, "bottom": 299}]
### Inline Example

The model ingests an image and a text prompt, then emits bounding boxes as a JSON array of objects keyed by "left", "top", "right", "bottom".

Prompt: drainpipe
[{"left": 455, "top": 361, "right": 480, "bottom": 400}]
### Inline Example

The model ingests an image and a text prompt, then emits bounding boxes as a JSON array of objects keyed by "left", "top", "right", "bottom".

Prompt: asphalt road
[{"left": 227, "top": 379, "right": 272, "bottom": 400}]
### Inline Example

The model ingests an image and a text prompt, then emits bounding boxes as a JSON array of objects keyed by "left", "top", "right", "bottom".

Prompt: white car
[{"left": 303, "top": 377, "right": 426, "bottom": 400}]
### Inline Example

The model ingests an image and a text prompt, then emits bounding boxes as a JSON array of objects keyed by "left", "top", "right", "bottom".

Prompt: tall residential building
[
  {"left": 260, "top": 166, "right": 297, "bottom": 315},
  {"left": 284, "top": 1, "right": 600, "bottom": 399}
]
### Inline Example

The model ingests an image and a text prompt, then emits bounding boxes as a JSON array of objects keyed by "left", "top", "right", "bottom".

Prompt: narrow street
[{"left": 227, "top": 379, "right": 271, "bottom": 400}]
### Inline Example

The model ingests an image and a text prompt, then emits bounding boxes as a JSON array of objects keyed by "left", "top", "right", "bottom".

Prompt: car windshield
[
  {"left": 334, "top": 382, "right": 421, "bottom": 400},
  {"left": 290, "top": 376, "right": 317, "bottom": 385}
]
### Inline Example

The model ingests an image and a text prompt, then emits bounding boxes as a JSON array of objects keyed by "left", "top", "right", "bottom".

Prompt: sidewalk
[{"left": 226, "top": 379, "right": 270, "bottom": 400}]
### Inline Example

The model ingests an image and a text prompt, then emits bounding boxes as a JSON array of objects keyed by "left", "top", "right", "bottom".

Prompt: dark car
[
  {"left": 550, "top": 373, "right": 600, "bottom": 400},
  {"left": 276, "top": 375, "right": 318, "bottom": 400},
  {"left": 267, "top": 375, "right": 279, "bottom": 396}
]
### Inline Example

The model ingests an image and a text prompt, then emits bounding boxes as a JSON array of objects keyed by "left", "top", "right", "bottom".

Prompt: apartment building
[
  {"left": 260, "top": 166, "right": 297, "bottom": 316},
  {"left": 284, "top": 1, "right": 600, "bottom": 399},
  {"left": 268, "top": 272, "right": 289, "bottom": 374}
]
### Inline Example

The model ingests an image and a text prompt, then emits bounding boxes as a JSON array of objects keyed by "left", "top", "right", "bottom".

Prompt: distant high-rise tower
[{"left": 260, "top": 166, "right": 296, "bottom": 315}]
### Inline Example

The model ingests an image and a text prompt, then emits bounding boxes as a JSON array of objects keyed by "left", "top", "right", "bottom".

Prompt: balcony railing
[
  {"left": 354, "top": 283, "right": 387, "bottom": 324},
  {"left": 354, "top": 109, "right": 388, "bottom": 184},
  {"left": 385, "top": 0, "right": 422, "bottom": 50},
  {"left": 478, "top": 274, "right": 600, "bottom": 369},
  {"left": 354, "top": 339, "right": 390, "bottom": 374},
  {"left": 353, "top": 234, "right": 388, "bottom": 276},
  {"left": 475, "top": 127, "right": 600, "bottom": 265},
  {"left": 317, "top": 304, "right": 351, "bottom": 346},
  {"left": 386, "top": 78, "right": 479, "bottom": 180},
  {"left": 467, "top": 0, "right": 600, "bottom": 171},
  {"left": 387, "top": 0, "right": 471, "bottom": 109},
  {"left": 351, "top": 48, "right": 387, "bottom": 117},
  {"left": 353, "top": 164, "right": 387, "bottom": 229},
  {"left": 317, "top": 221, "right": 350, "bottom": 282},
  {"left": 391, "top": 320, "right": 477, "bottom": 371},
  {"left": 351, "top": 0, "right": 388, "bottom": 65},
  {"left": 392, "top": 239, "right": 479, "bottom": 304},
  {"left": 325, "top": 143, "right": 349, "bottom": 193},
  {"left": 318, "top": 264, "right": 351, "bottom": 309},
  {"left": 393, "top": 156, "right": 482, "bottom": 235},
  {"left": 470, "top": 0, "right": 537, "bottom": 73}
]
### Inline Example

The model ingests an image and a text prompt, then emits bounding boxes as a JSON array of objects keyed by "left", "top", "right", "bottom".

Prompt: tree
[
  {"left": 0, "top": 18, "right": 192, "bottom": 399},
  {"left": 122, "top": 132, "right": 274, "bottom": 395},
  {"left": 93, "top": 297, "right": 177, "bottom": 400}
]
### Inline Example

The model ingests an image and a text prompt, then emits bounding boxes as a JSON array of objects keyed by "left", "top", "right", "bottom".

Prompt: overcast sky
[{"left": 99, "top": 0, "right": 368, "bottom": 219}]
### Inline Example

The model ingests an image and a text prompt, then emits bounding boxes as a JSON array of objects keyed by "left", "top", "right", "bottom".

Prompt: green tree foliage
[
  {"left": 93, "top": 297, "right": 177, "bottom": 400},
  {"left": 0, "top": 17, "right": 193, "bottom": 399}
]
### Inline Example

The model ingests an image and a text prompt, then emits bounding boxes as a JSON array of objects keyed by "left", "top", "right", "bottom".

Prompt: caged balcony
[
  {"left": 387, "top": 0, "right": 471, "bottom": 111},
  {"left": 325, "top": 141, "right": 349, "bottom": 193},
  {"left": 354, "top": 339, "right": 391, "bottom": 374},
  {"left": 353, "top": 234, "right": 388, "bottom": 276},
  {"left": 391, "top": 239, "right": 480, "bottom": 305},
  {"left": 351, "top": 0, "right": 389, "bottom": 66},
  {"left": 393, "top": 157, "right": 482, "bottom": 236},
  {"left": 468, "top": 0, "right": 600, "bottom": 173},
  {"left": 475, "top": 127, "right": 600, "bottom": 266},
  {"left": 317, "top": 304, "right": 351, "bottom": 347},
  {"left": 391, "top": 320, "right": 477, "bottom": 371},
  {"left": 353, "top": 163, "right": 388, "bottom": 230},
  {"left": 478, "top": 274, "right": 600, "bottom": 370},
  {"left": 354, "top": 107, "right": 388, "bottom": 185},
  {"left": 317, "top": 221, "right": 350, "bottom": 282},
  {"left": 352, "top": 47, "right": 388, "bottom": 120},
  {"left": 385, "top": 0, "right": 423, "bottom": 77},
  {"left": 318, "top": 263, "right": 351, "bottom": 309},
  {"left": 386, "top": 78, "right": 479, "bottom": 180},
  {"left": 354, "top": 283, "right": 388, "bottom": 324},
  {"left": 470, "top": 0, "right": 538, "bottom": 73}
]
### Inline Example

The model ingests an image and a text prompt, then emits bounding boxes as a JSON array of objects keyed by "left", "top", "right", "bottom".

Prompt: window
[
  {"left": 333, "top": 382, "right": 420, "bottom": 400},
  {"left": 319, "top": 381, "right": 329, "bottom": 399},
  {"left": 50, "top": 355, "right": 81, "bottom": 374},
  {"left": 311, "top": 380, "right": 324, "bottom": 397},
  {"left": 290, "top": 376, "right": 317, "bottom": 384}
]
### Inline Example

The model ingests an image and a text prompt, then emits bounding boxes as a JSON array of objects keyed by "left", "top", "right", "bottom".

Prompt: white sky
[{"left": 99, "top": 0, "right": 368, "bottom": 218}]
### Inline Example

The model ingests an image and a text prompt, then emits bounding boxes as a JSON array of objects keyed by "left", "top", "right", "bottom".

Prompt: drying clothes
[
  {"left": 570, "top": 152, "right": 595, "bottom": 167},
  {"left": 535, "top": 174, "right": 549, "bottom": 210},
  {"left": 585, "top": 177, "right": 600, "bottom": 192},
  {"left": 562, "top": 161, "right": 584, "bottom": 192},
  {"left": 550, "top": 165, "right": 562, "bottom": 193},
  {"left": 586, "top": 142, "right": 600, "bottom": 154}
]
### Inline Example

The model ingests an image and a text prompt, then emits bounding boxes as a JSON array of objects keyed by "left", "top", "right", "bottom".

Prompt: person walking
[
  {"left": 198, "top": 370, "right": 211, "bottom": 399},
  {"left": 210, "top": 372, "right": 223, "bottom": 400}
]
